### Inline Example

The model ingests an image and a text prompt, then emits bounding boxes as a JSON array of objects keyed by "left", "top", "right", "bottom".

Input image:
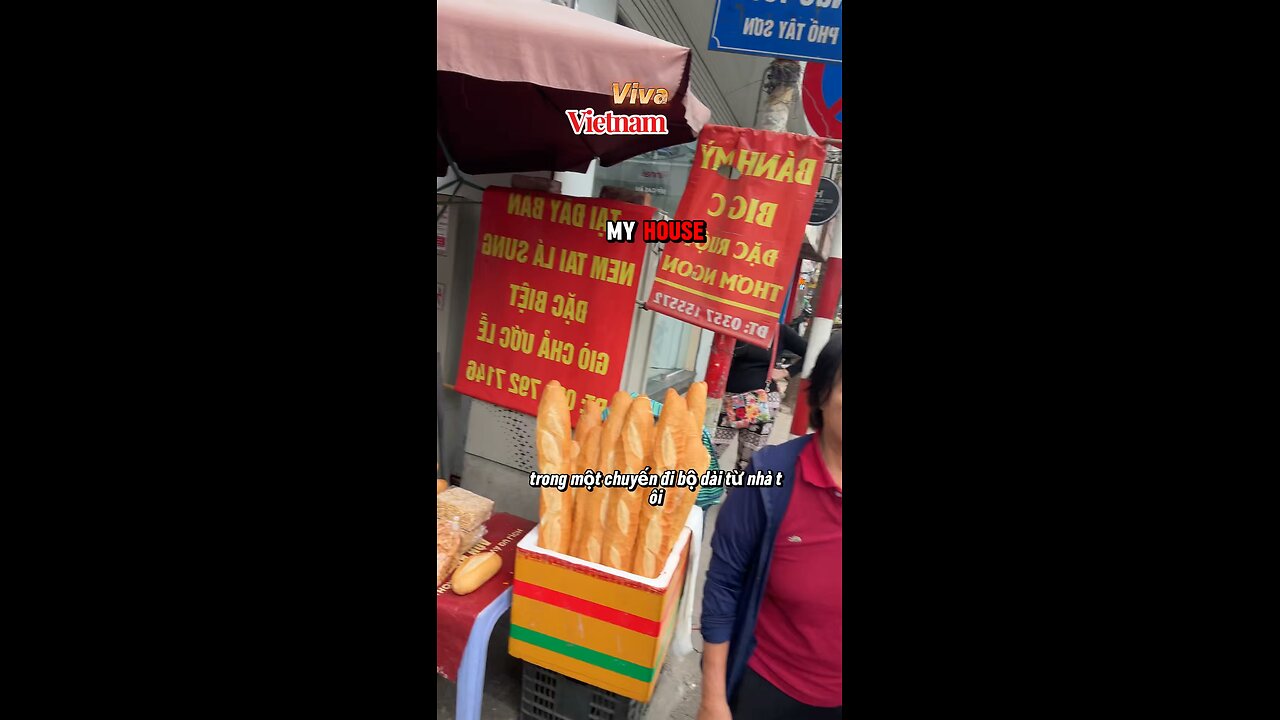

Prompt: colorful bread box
[{"left": 508, "top": 524, "right": 692, "bottom": 702}]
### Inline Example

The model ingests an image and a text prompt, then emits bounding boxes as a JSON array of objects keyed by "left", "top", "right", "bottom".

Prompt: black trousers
[{"left": 731, "top": 667, "right": 842, "bottom": 720}]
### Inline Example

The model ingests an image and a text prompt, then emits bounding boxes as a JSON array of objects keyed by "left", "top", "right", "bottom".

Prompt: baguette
[
  {"left": 657, "top": 410, "right": 709, "bottom": 562},
  {"left": 450, "top": 551, "right": 501, "bottom": 595},
  {"left": 631, "top": 390, "right": 686, "bottom": 577},
  {"left": 566, "top": 405, "right": 601, "bottom": 555},
  {"left": 570, "top": 424, "right": 602, "bottom": 557},
  {"left": 685, "top": 381, "right": 708, "bottom": 428},
  {"left": 602, "top": 397, "right": 653, "bottom": 571},
  {"left": 586, "top": 392, "right": 633, "bottom": 564},
  {"left": 597, "top": 391, "right": 633, "bottom": 471},
  {"left": 536, "top": 381, "right": 574, "bottom": 554},
  {"left": 575, "top": 404, "right": 603, "bottom": 444}
]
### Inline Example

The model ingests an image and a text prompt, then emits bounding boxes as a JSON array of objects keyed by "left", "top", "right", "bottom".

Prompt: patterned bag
[
  {"left": 723, "top": 337, "right": 780, "bottom": 429},
  {"left": 723, "top": 389, "right": 774, "bottom": 429}
]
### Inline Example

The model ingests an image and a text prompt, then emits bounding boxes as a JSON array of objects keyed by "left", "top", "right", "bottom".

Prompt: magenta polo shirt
[{"left": 747, "top": 438, "right": 843, "bottom": 707}]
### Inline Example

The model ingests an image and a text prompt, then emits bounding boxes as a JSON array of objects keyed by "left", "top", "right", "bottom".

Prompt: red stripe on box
[{"left": 512, "top": 579, "right": 661, "bottom": 637}]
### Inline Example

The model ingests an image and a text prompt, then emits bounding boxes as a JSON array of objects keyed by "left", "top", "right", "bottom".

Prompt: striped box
[{"left": 508, "top": 524, "right": 692, "bottom": 703}]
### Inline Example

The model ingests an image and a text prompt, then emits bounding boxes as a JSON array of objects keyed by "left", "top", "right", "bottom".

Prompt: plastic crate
[{"left": 521, "top": 662, "right": 646, "bottom": 720}]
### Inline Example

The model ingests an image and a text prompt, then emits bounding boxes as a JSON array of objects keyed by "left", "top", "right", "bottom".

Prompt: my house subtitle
[{"left": 605, "top": 220, "right": 708, "bottom": 243}]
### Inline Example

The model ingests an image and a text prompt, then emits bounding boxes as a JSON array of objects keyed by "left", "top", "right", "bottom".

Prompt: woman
[
  {"left": 712, "top": 323, "right": 808, "bottom": 472},
  {"left": 698, "top": 335, "right": 842, "bottom": 720}
]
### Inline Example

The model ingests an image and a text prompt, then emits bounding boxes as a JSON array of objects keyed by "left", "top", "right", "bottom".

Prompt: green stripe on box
[{"left": 509, "top": 624, "right": 654, "bottom": 683}]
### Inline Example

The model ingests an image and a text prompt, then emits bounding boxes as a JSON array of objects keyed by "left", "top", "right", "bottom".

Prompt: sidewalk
[{"left": 436, "top": 404, "right": 798, "bottom": 719}]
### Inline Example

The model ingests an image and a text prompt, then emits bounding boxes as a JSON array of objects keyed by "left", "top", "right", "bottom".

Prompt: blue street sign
[{"left": 708, "top": 0, "right": 843, "bottom": 65}]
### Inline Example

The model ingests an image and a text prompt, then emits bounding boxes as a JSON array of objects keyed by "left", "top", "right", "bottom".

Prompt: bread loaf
[
  {"left": 631, "top": 390, "right": 686, "bottom": 577},
  {"left": 657, "top": 410, "right": 708, "bottom": 562},
  {"left": 536, "top": 381, "right": 574, "bottom": 554},
  {"left": 450, "top": 551, "right": 501, "bottom": 595},
  {"left": 437, "top": 478, "right": 449, "bottom": 495},
  {"left": 685, "top": 381, "right": 708, "bottom": 427},
  {"left": 568, "top": 403, "right": 600, "bottom": 551},
  {"left": 620, "top": 395, "right": 654, "bottom": 474},
  {"left": 570, "top": 422, "right": 602, "bottom": 556},
  {"left": 598, "top": 391, "right": 633, "bottom": 471},
  {"left": 584, "top": 392, "right": 633, "bottom": 564},
  {"left": 601, "top": 397, "right": 653, "bottom": 571}
]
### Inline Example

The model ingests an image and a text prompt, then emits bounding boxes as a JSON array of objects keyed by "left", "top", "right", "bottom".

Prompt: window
[{"left": 593, "top": 143, "right": 705, "bottom": 395}]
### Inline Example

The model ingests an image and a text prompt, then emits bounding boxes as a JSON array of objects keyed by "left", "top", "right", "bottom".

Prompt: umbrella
[{"left": 436, "top": 0, "right": 712, "bottom": 180}]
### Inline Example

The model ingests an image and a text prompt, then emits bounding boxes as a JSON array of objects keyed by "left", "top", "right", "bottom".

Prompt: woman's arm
[
  {"left": 699, "top": 458, "right": 766, "bottom": 709},
  {"left": 781, "top": 323, "right": 808, "bottom": 365},
  {"left": 697, "top": 641, "right": 732, "bottom": 719}
]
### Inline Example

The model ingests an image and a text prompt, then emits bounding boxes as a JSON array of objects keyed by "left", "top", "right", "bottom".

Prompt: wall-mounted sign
[
  {"left": 803, "top": 62, "right": 842, "bottom": 141},
  {"left": 708, "top": 0, "right": 843, "bottom": 65},
  {"left": 809, "top": 177, "right": 840, "bottom": 226},
  {"left": 454, "top": 188, "right": 651, "bottom": 424}
]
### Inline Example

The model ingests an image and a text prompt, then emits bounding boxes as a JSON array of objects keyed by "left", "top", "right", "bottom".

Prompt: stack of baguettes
[{"left": 534, "top": 380, "right": 711, "bottom": 578}]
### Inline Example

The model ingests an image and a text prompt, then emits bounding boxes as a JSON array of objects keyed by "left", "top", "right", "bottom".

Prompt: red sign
[
  {"left": 455, "top": 187, "right": 651, "bottom": 424},
  {"left": 437, "top": 512, "right": 536, "bottom": 681},
  {"left": 645, "top": 125, "right": 825, "bottom": 348},
  {"left": 802, "top": 62, "right": 842, "bottom": 141}
]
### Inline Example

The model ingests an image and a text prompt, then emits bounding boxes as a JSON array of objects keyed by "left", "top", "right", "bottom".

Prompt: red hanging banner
[
  {"left": 645, "top": 125, "right": 825, "bottom": 349},
  {"left": 455, "top": 187, "right": 651, "bottom": 425}
]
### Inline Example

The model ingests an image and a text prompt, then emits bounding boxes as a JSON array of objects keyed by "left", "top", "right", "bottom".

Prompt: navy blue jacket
[{"left": 700, "top": 434, "right": 813, "bottom": 703}]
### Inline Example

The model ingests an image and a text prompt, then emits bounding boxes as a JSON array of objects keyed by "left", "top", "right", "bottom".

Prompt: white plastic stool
[{"left": 454, "top": 587, "right": 513, "bottom": 720}]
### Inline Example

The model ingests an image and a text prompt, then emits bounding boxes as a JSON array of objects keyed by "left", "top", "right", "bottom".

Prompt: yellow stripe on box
[
  {"left": 509, "top": 637, "right": 657, "bottom": 702},
  {"left": 515, "top": 554, "right": 666, "bottom": 621}
]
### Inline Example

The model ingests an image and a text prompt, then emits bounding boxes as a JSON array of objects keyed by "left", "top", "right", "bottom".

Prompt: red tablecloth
[{"left": 436, "top": 512, "right": 536, "bottom": 680}]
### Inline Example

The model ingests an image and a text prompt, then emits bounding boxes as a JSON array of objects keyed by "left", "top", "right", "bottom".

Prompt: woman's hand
[
  {"left": 696, "top": 699, "right": 733, "bottom": 720},
  {"left": 769, "top": 368, "right": 789, "bottom": 382}
]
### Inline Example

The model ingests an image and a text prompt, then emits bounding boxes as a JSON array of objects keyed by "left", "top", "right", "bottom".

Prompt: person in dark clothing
[
  {"left": 698, "top": 336, "right": 843, "bottom": 720},
  {"left": 712, "top": 323, "right": 807, "bottom": 472}
]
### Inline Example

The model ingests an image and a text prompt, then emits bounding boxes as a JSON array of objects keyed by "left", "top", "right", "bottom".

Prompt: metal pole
[
  {"left": 438, "top": 351, "right": 447, "bottom": 481},
  {"left": 790, "top": 182, "right": 842, "bottom": 437}
]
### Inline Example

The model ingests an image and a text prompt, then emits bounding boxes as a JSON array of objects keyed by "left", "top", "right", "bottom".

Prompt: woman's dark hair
[{"left": 808, "top": 334, "right": 843, "bottom": 432}]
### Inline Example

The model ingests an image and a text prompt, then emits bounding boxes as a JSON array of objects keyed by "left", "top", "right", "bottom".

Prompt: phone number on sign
[
  {"left": 463, "top": 360, "right": 609, "bottom": 413},
  {"left": 651, "top": 292, "right": 769, "bottom": 339}
]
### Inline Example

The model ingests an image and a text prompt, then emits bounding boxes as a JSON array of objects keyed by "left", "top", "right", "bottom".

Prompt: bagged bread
[
  {"left": 536, "top": 381, "right": 574, "bottom": 554},
  {"left": 437, "top": 519, "right": 463, "bottom": 587},
  {"left": 602, "top": 396, "right": 653, "bottom": 572},
  {"left": 437, "top": 487, "right": 494, "bottom": 532},
  {"left": 460, "top": 524, "right": 488, "bottom": 553},
  {"left": 631, "top": 390, "right": 686, "bottom": 577}
]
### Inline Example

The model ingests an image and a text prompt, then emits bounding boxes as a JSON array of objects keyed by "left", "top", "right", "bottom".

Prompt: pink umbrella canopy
[{"left": 437, "top": 0, "right": 712, "bottom": 177}]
